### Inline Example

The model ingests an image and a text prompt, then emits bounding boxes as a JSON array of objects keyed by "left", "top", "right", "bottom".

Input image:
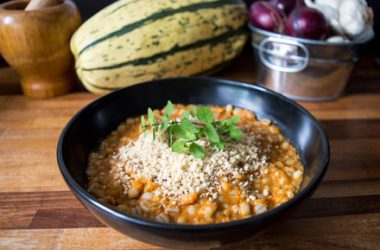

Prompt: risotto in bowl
[{"left": 57, "top": 77, "right": 329, "bottom": 248}]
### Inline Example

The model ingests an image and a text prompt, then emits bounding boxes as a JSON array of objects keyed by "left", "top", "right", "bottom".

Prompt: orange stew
[{"left": 87, "top": 105, "right": 304, "bottom": 224}]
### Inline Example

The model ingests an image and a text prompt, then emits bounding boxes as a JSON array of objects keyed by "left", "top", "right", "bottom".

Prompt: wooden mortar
[
  {"left": 25, "top": 0, "right": 62, "bottom": 10},
  {"left": 0, "top": 0, "right": 81, "bottom": 98}
]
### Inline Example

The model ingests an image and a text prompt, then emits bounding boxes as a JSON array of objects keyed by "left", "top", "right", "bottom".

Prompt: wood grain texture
[
  {"left": 1, "top": 213, "right": 379, "bottom": 250},
  {"left": 0, "top": 228, "right": 164, "bottom": 250},
  {"left": 2, "top": 191, "right": 380, "bottom": 231},
  {"left": 0, "top": 66, "right": 21, "bottom": 95},
  {"left": 1, "top": 54, "right": 380, "bottom": 249}
]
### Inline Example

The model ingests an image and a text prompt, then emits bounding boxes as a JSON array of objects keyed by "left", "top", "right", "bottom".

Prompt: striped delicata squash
[{"left": 71, "top": 0, "right": 248, "bottom": 94}]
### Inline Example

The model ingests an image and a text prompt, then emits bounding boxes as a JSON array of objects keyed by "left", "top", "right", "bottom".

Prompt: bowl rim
[{"left": 57, "top": 76, "right": 330, "bottom": 231}]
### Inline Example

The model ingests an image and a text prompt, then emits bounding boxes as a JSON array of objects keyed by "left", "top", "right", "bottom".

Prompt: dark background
[{"left": 0, "top": 0, "right": 378, "bottom": 54}]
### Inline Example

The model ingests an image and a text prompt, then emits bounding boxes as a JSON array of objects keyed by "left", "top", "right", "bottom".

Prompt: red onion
[
  {"left": 270, "top": 0, "right": 304, "bottom": 15},
  {"left": 248, "top": 2, "right": 286, "bottom": 33},
  {"left": 285, "top": 6, "right": 328, "bottom": 40}
]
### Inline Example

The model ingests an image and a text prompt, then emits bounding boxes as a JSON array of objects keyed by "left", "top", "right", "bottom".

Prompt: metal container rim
[{"left": 248, "top": 23, "right": 374, "bottom": 46}]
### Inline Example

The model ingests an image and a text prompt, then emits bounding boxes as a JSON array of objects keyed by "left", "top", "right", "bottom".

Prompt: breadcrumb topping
[{"left": 115, "top": 129, "right": 269, "bottom": 201}]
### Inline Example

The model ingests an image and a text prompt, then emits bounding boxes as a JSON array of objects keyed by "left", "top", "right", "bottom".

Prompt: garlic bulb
[
  {"left": 339, "top": 0, "right": 373, "bottom": 37},
  {"left": 305, "top": 0, "right": 374, "bottom": 40},
  {"left": 326, "top": 36, "right": 349, "bottom": 43},
  {"left": 311, "top": 0, "right": 342, "bottom": 10},
  {"left": 351, "top": 25, "right": 375, "bottom": 42}
]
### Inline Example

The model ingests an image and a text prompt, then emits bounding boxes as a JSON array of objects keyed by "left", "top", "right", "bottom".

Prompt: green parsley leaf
[
  {"left": 228, "top": 126, "right": 244, "bottom": 141},
  {"left": 197, "top": 106, "right": 214, "bottom": 124},
  {"left": 189, "top": 142, "right": 205, "bottom": 158},
  {"left": 181, "top": 118, "right": 198, "bottom": 133},
  {"left": 165, "top": 100, "right": 173, "bottom": 118},
  {"left": 160, "top": 116, "right": 169, "bottom": 132},
  {"left": 191, "top": 106, "right": 197, "bottom": 117},
  {"left": 147, "top": 108, "right": 156, "bottom": 126},
  {"left": 172, "top": 118, "right": 198, "bottom": 141},
  {"left": 172, "top": 140, "right": 187, "bottom": 153},
  {"left": 153, "top": 124, "right": 159, "bottom": 140},
  {"left": 183, "top": 110, "right": 190, "bottom": 119},
  {"left": 141, "top": 102, "right": 245, "bottom": 158},
  {"left": 204, "top": 123, "right": 220, "bottom": 143},
  {"left": 226, "top": 116, "right": 240, "bottom": 125},
  {"left": 218, "top": 125, "right": 229, "bottom": 135},
  {"left": 168, "top": 126, "right": 173, "bottom": 146},
  {"left": 214, "top": 141, "right": 225, "bottom": 151}
]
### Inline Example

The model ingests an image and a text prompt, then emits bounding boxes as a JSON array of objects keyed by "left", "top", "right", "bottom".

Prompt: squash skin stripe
[
  {"left": 81, "top": 27, "right": 246, "bottom": 71},
  {"left": 77, "top": 0, "right": 244, "bottom": 55},
  {"left": 105, "top": 0, "right": 140, "bottom": 16},
  {"left": 84, "top": 81, "right": 121, "bottom": 91},
  {"left": 83, "top": 57, "right": 240, "bottom": 92}
]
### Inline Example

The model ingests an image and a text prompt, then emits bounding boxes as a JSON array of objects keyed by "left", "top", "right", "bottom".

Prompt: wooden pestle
[
  {"left": 25, "top": 0, "right": 62, "bottom": 10},
  {"left": 0, "top": 0, "right": 81, "bottom": 98}
]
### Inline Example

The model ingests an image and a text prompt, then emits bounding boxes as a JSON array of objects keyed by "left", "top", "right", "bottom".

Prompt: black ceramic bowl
[{"left": 57, "top": 77, "right": 329, "bottom": 248}]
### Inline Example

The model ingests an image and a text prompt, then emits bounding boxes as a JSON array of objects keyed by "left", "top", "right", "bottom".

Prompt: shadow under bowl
[{"left": 57, "top": 77, "right": 329, "bottom": 248}]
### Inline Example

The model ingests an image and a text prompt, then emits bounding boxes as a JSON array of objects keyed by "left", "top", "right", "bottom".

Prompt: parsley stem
[{"left": 140, "top": 120, "right": 207, "bottom": 130}]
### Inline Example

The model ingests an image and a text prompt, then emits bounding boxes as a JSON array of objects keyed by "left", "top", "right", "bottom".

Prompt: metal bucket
[{"left": 249, "top": 24, "right": 374, "bottom": 101}]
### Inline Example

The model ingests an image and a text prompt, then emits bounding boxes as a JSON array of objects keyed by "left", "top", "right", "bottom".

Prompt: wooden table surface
[{"left": 1, "top": 54, "right": 380, "bottom": 250}]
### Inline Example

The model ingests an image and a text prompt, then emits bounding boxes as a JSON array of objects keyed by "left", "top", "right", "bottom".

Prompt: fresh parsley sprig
[{"left": 140, "top": 101, "right": 244, "bottom": 159}]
